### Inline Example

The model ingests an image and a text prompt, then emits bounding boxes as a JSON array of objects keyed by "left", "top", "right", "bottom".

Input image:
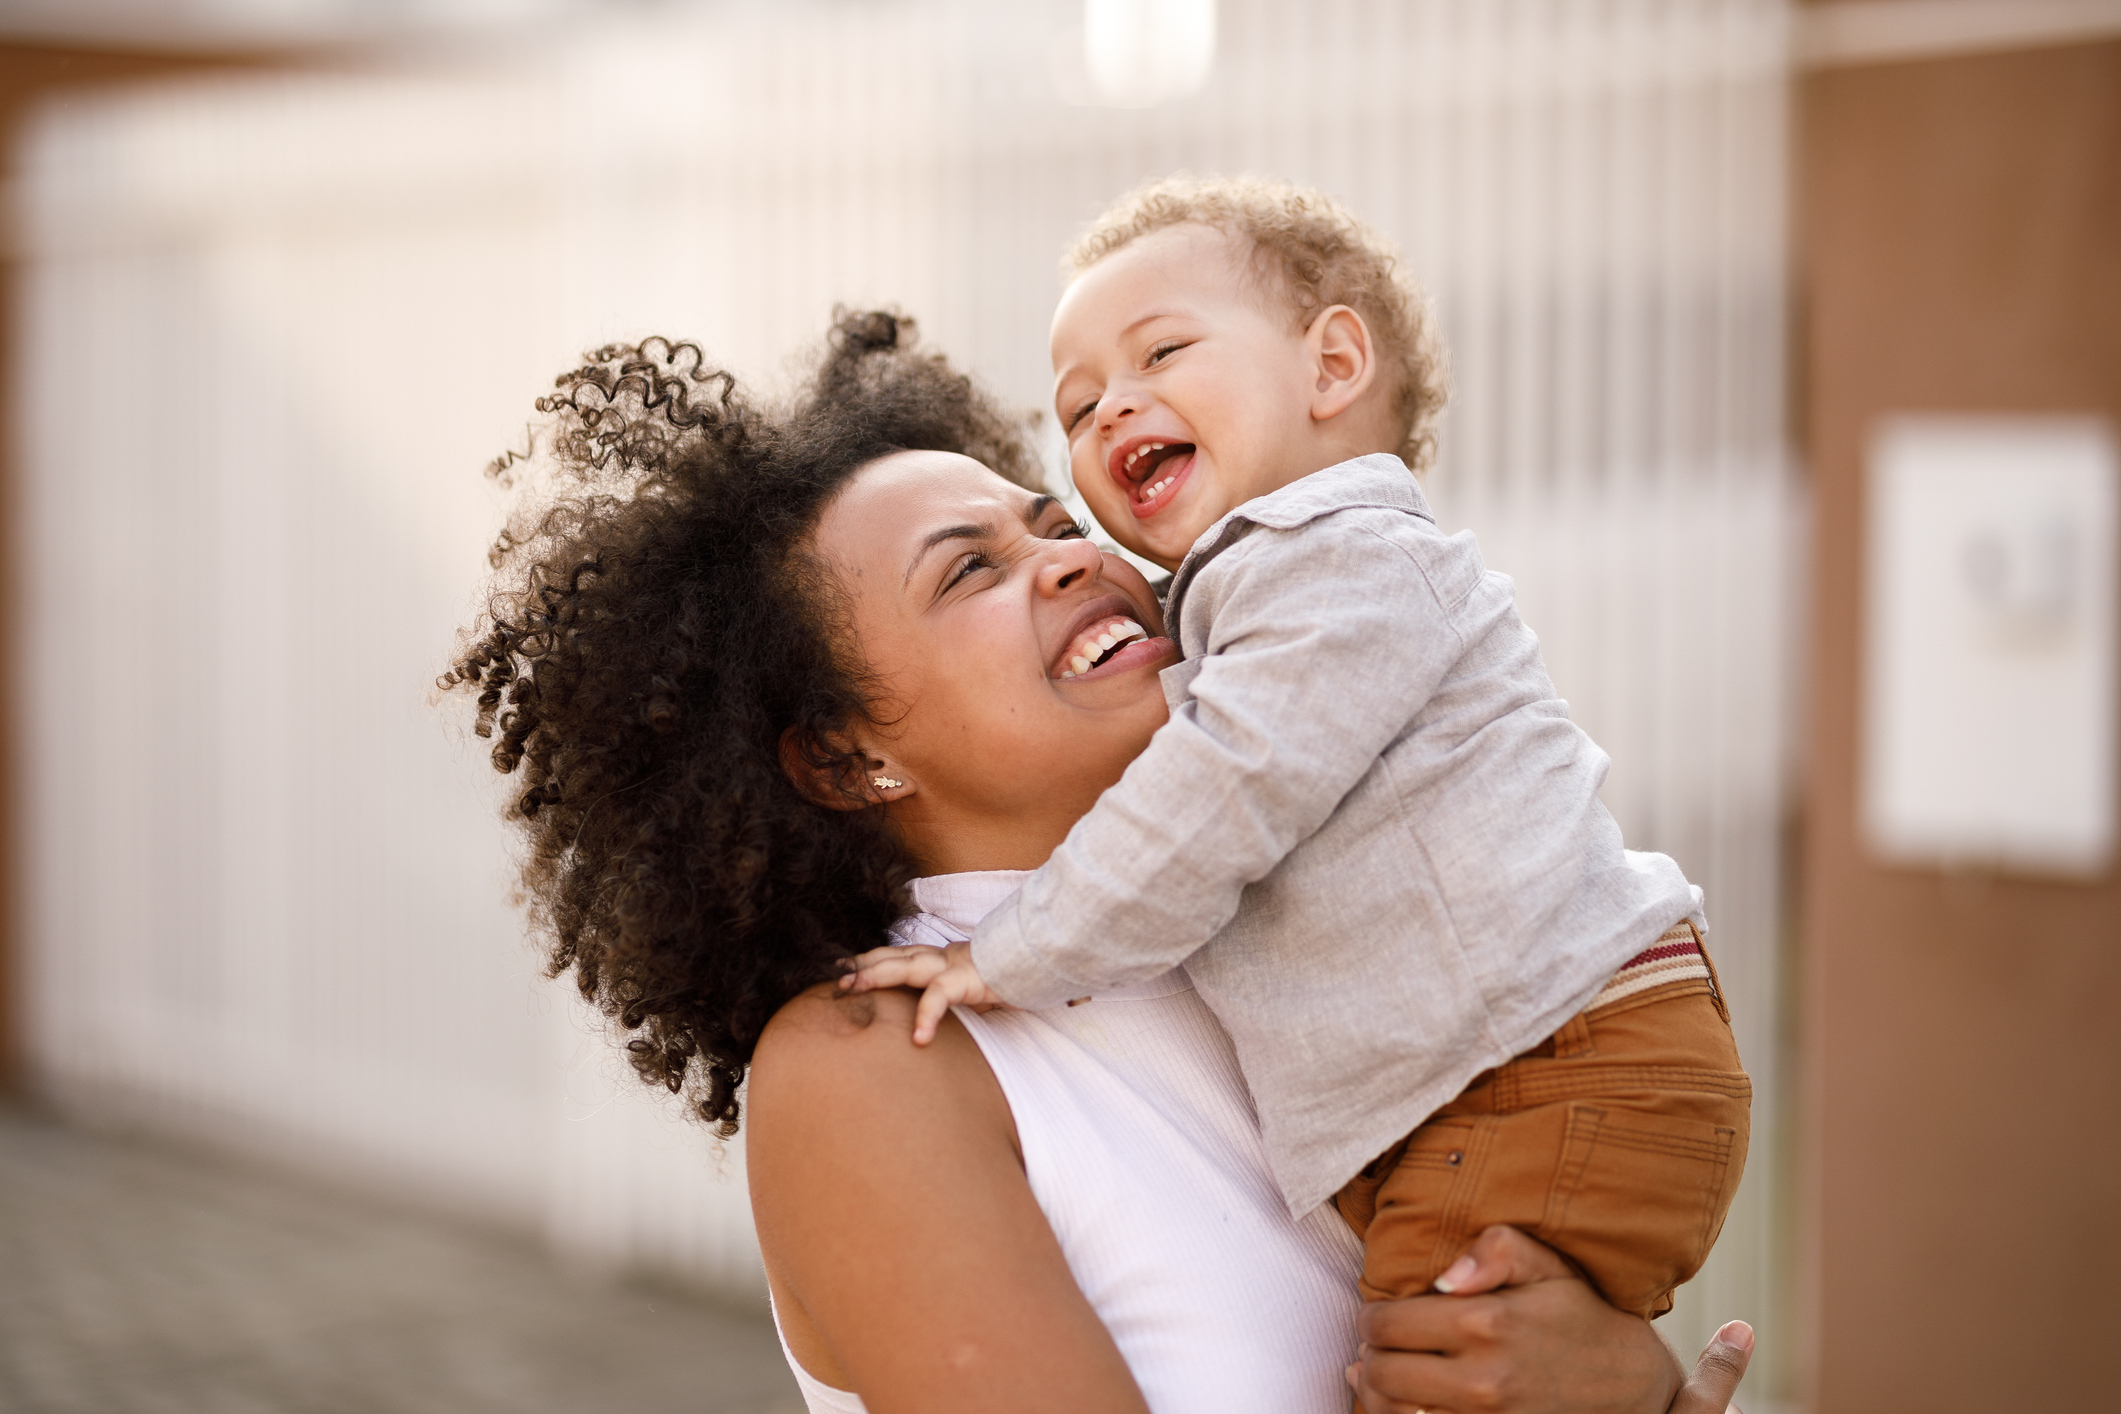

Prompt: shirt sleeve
[{"left": 970, "top": 515, "right": 1471, "bottom": 1008}]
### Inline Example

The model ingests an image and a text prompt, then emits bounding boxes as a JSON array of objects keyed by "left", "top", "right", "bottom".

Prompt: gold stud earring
[{"left": 872, "top": 775, "right": 903, "bottom": 790}]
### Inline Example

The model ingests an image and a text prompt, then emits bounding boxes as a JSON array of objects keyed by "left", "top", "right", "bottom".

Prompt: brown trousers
[{"left": 1334, "top": 927, "right": 1750, "bottom": 1319}]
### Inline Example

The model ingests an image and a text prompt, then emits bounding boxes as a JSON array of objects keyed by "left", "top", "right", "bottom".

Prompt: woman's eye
[{"left": 946, "top": 553, "right": 992, "bottom": 588}]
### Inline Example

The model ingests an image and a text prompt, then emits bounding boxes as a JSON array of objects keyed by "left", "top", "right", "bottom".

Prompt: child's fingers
[
  {"left": 838, "top": 947, "right": 948, "bottom": 993},
  {"left": 840, "top": 944, "right": 907, "bottom": 972},
  {"left": 912, "top": 978, "right": 958, "bottom": 1047}
]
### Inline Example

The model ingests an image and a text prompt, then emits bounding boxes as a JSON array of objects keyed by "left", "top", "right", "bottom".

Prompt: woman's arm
[
  {"left": 746, "top": 985, "right": 1151, "bottom": 1414},
  {"left": 1350, "top": 1227, "right": 1753, "bottom": 1414}
]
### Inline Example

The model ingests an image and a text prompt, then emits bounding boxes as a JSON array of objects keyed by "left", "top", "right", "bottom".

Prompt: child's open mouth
[
  {"left": 1114, "top": 439, "right": 1196, "bottom": 519},
  {"left": 1054, "top": 614, "right": 1155, "bottom": 680}
]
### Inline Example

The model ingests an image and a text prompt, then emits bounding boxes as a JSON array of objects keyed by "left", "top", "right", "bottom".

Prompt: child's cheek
[{"left": 1080, "top": 484, "right": 1132, "bottom": 542}]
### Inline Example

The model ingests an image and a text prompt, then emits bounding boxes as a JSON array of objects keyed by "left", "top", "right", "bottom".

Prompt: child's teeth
[{"left": 1126, "top": 442, "right": 1170, "bottom": 474}]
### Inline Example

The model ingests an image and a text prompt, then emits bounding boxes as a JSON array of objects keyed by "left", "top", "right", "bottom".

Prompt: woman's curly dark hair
[{"left": 442, "top": 309, "right": 1044, "bottom": 1135}]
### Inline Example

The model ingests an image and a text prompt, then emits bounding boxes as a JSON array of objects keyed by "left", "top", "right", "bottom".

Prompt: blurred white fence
[{"left": 9, "top": 0, "right": 1798, "bottom": 1384}]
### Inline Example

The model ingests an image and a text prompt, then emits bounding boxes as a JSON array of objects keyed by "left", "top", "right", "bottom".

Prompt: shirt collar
[
  {"left": 905, "top": 870, "right": 1033, "bottom": 934},
  {"left": 1210, "top": 452, "right": 1432, "bottom": 534},
  {"left": 1164, "top": 453, "right": 1432, "bottom": 628},
  {"left": 897, "top": 869, "right": 1194, "bottom": 1003}
]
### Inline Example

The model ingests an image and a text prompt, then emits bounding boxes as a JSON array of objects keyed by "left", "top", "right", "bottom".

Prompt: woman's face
[{"left": 807, "top": 449, "right": 1178, "bottom": 875}]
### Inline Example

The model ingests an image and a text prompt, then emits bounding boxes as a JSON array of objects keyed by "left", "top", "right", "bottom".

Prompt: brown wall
[
  {"left": 0, "top": 41, "right": 284, "bottom": 1086},
  {"left": 1799, "top": 37, "right": 2121, "bottom": 1412}
]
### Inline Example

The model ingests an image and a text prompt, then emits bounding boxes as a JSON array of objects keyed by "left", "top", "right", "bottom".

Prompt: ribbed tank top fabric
[{"left": 773, "top": 870, "right": 1362, "bottom": 1414}]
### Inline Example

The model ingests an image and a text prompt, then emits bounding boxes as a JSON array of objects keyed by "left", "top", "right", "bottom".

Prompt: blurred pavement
[{"left": 0, "top": 1104, "right": 800, "bottom": 1414}]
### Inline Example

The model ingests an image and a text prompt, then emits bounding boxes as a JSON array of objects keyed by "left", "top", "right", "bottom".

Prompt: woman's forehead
[
  {"left": 839, "top": 451, "right": 1030, "bottom": 523},
  {"left": 814, "top": 449, "right": 1039, "bottom": 569}
]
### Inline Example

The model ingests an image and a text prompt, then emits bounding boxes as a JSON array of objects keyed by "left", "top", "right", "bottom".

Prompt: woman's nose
[{"left": 1035, "top": 535, "right": 1106, "bottom": 596}]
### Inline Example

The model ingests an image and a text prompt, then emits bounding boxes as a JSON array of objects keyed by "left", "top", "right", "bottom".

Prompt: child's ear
[
  {"left": 1305, "top": 305, "right": 1379, "bottom": 423},
  {"left": 778, "top": 727, "right": 914, "bottom": 811}
]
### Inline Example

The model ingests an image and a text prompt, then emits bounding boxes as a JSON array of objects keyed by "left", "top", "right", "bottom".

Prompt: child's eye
[
  {"left": 1145, "top": 340, "right": 1186, "bottom": 367},
  {"left": 1065, "top": 398, "right": 1098, "bottom": 433}
]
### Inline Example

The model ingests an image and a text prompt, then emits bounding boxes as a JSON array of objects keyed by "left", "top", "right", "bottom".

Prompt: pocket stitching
[{"left": 1539, "top": 1103, "right": 1736, "bottom": 1294}]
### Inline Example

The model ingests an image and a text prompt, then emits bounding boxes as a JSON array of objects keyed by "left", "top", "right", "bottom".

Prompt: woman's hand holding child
[{"left": 1350, "top": 1225, "right": 1754, "bottom": 1414}]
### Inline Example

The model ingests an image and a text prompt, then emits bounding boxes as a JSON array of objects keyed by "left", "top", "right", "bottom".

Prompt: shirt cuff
[{"left": 969, "top": 891, "right": 1086, "bottom": 1011}]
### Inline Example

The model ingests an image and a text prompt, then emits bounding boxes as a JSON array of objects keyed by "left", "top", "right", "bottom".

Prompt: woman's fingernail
[
  {"left": 1433, "top": 1255, "right": 1477, "bottom": 1292},
  {"left": 1716, "top": 1320, "right": 1755, "bottom": 1353}
]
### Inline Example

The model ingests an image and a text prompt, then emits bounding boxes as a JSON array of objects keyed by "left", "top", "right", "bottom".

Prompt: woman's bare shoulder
[
  {"left": 747, "top": 983, "right": 1027, "bottom": 1320},
  {"left": 755, "top": 981, "right": 948, "bottom": 1074},
  {"left": 749, "top": 982, "right": 1012, "bottom": 1141},
  {"left": 759, "top": 979, "right": 923, "bottom": 1050},
  {"left": 749, "top": 985, "right": 1142, "bottom": 1414}
]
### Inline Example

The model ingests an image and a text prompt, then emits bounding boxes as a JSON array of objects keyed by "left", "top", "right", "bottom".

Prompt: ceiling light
[{"left": 1084, "top": 0, "right": 1216, "bottom": 108}]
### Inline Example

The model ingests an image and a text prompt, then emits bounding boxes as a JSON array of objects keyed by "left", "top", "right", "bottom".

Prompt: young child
[{"left": 847, "top": 176, "right": 1750, "bottom": 1324}]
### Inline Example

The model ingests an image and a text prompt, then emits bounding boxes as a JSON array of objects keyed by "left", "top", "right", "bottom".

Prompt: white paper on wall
[{"left": 1862, "top": 415, "right": 2119, "bottom": 876}]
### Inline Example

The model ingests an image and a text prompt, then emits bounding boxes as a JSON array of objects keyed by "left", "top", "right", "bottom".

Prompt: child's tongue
[{"left": 1134, "top": 447, "right": 1193, "bottom": 503}]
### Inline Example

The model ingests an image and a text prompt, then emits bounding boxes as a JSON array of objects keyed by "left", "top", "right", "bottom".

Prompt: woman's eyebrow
[
  {"left": 905, "top": 521, "right": 988, "bottom": 586},
  {"left": 902, "top": 497, "right": 1061, "bottom": 587}
]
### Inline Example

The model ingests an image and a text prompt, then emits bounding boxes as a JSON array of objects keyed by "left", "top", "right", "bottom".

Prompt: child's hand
[{"left": 839, "top": 942, "right": 1008, "bottom": 1046}]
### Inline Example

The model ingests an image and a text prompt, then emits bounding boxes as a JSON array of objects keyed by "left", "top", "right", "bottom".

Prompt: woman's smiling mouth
[{"left": 1057, "top": 614, "right": 1151, "bottom": 678}]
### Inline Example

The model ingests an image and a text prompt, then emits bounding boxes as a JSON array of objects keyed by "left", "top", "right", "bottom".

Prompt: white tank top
[{"left": 773, "top": 870, "right": 1362, "bottom": 1414}]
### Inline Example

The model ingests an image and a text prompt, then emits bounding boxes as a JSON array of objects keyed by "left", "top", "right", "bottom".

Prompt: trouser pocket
[
  {"left": 1343, "top": 981, "right": 1751, "bottom": 1316},
  {"left": 1537, "top": 1101, "right": 1743, "bottom": 1317}
]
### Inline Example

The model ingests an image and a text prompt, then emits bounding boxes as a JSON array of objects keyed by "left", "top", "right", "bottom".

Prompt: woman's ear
[
  {"left": 778, "top": 726, "right": 914, "bottom": 811},
  {"left": 1305, "top": 304, "right": 1379, "bottom": 423}
]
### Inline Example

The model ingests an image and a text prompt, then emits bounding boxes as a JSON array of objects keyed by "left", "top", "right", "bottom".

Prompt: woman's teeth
[{"left": 1059, "top": 617, "right": 1149, "bottom": 679}]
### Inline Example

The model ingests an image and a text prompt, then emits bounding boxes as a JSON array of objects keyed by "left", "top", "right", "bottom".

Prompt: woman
[{"left": 446, "top": 311, "right": 1754, "bottom": 1414}]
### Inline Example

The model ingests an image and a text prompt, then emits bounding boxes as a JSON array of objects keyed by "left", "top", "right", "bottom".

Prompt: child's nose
[{"left": 1097, "top": 384, "right": 1144, "bottom": 431}]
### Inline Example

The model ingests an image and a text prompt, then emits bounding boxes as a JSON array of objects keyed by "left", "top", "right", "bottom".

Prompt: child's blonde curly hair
[{"left": 1068, "top": 175, "right": 1448, "bottom": 474}]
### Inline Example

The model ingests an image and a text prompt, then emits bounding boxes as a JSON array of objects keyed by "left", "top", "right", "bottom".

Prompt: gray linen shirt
[{"left": 970, "top": 454, "right": 1700, "bottom": 1217}]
